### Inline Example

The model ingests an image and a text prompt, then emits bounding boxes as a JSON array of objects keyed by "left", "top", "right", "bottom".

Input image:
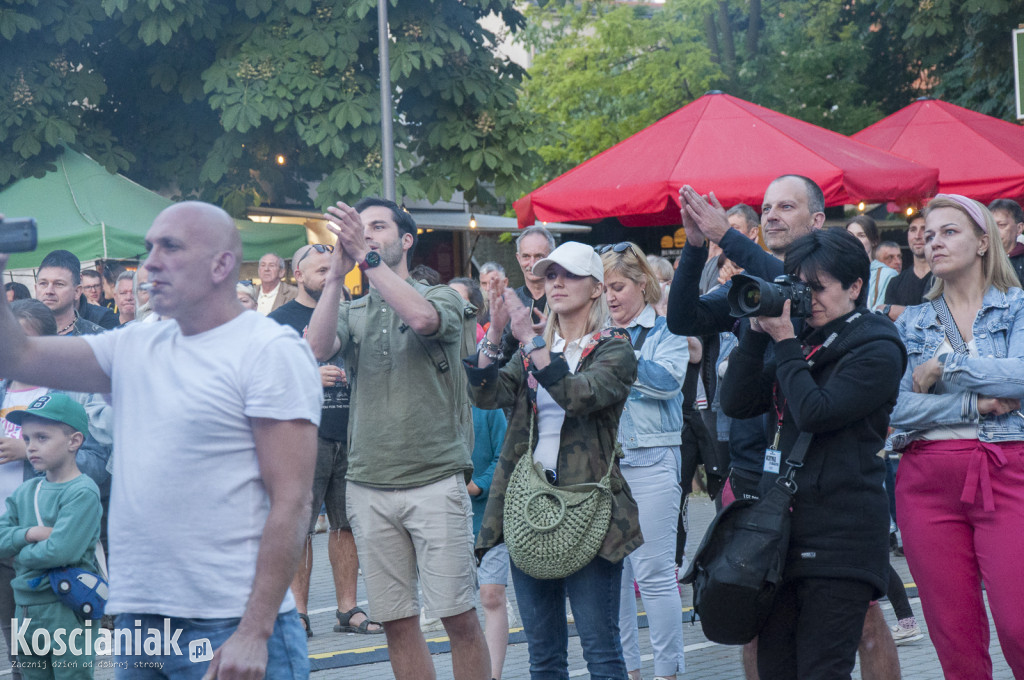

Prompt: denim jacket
[
  {"left": 890, "top": 286, "right": 1024, "bottom": 451},
  {"left": 616, "top": 306, "right": 687, "bottom": 453}
]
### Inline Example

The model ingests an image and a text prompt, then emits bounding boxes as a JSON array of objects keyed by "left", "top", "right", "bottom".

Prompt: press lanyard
[{"left": 765, "top": 342, "right": 823, "bottom": 474}]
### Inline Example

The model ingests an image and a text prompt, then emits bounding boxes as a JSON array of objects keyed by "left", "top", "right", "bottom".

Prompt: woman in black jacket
[{"left": 720, "top": 229, "right": 906, "bottom": 680}]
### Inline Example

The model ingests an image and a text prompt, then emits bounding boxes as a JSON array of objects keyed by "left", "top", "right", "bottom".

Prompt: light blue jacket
[
  {"left": 616, "top": 306, "right": 688, "bottom": 454},
  {"left": 890, "top": 286, "right": 1024, "bottom": 450}
]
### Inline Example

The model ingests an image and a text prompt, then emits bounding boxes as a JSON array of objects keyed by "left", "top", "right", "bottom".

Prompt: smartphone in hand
[{"left": 0, "top": 218, "right": 37, "bottom": 253}]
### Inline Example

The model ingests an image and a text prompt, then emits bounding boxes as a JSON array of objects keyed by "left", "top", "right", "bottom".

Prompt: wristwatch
[
  {"left": 882, "top": 304, "right": 892, "bottom": 318},
  {"left": 525, "top": 335, "right": 546, "bottom": 354},
  {"left": 358, "top": 251, "right": 381, "bottom": 271}
]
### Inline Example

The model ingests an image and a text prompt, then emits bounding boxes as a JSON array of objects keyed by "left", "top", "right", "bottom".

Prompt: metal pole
[{"left": 378, "top": 0, "right": 396, "bottom": 201}]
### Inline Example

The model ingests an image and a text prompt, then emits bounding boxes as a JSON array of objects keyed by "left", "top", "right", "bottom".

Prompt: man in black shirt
[
  {"left": 269, "top": 245, "right": 381, "bottom": 636},
  {"left": 495, "top": 225, "right": 553, "bottom": 364},
  {"left": 882, "top": 213, "right": 932, "bottom": 320}
]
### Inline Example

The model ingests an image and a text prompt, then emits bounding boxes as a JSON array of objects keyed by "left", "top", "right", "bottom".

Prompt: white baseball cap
[{"left": 532, "top": 242, "right": 605, "bottom": 284}]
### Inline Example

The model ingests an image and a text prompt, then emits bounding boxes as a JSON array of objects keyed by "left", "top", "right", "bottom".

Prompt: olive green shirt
[{"left": 336, "top": 280, "right": 472, "bottom": 488}]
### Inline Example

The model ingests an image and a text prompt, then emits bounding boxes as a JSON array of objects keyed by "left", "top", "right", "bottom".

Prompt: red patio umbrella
[
  {"left": 852, "top": 98, "right": 1024, "bottom": 205},
  {"left": 514, "top": 92, "right": 938, "bottom": 228}
]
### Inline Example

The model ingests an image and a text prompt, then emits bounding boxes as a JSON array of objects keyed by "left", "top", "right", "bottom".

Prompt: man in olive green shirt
[{"left": 306, "top": 197, "right": 487, "bottom": 680}]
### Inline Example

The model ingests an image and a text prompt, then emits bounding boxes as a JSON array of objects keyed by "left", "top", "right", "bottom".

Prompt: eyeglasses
[
  {"left": 296, "top": 243, "right": 334, "bottom": 267},
  {"left": 596, "top": 242, "right": 643, "bottom": 257},
  {"left": 81, "top": 284, "right": 102, "bottom": 292}
]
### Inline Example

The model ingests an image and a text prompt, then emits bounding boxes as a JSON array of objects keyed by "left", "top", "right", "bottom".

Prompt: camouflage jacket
[{"left": 464, "top": 329, "right": 643, "bottom": 564}]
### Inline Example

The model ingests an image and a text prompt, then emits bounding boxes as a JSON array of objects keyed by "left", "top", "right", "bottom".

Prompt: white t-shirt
[
  {"left": 83, "top": 310, "right": 322, "bottom": 618},
  {"left": 0, "top": 385, "right": 48, "bottom": 502},
  {"left": 533, "top": 333, "right": 588, "bottom": 472}
]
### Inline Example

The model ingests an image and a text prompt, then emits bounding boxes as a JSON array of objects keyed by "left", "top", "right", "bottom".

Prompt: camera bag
[{"left": 680, "top": 431, "right": 811, "bottom": 645}]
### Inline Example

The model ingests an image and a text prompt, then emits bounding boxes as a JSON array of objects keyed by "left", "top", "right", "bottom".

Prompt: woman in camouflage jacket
[{"left": 466, "top": 242, "right": 641, "bottom": 680}]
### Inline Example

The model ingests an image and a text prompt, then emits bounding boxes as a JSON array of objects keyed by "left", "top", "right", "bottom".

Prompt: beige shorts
[{"left": 346, "top": 474, "right": 477, "bottom": 622}]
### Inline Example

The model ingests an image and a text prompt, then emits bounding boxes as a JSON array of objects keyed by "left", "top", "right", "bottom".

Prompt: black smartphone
[{"left": 0, "top": 217, "right": 38, "bottom": 253}]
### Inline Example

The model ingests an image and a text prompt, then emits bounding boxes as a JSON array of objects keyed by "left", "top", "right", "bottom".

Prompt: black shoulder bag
[{"left": 679, "top": 431, "right": 811, "bottom": 645}]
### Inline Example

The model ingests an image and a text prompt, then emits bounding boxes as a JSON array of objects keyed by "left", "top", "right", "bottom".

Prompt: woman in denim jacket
[
  {"left": 601, "top": 243, "right": 688, "bottom": 680},
  {"left": 890, "top": 194, "right": 1024, "bottom": 680}
]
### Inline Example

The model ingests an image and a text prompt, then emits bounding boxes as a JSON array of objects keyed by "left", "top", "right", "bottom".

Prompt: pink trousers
[{"left": 896, "top": 439, "right": 1024, "bottom": 680}]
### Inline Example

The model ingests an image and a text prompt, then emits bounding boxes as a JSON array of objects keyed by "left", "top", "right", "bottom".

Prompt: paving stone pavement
[{"left": 0, "top": 495, "right": 1014, "bottom": 678}]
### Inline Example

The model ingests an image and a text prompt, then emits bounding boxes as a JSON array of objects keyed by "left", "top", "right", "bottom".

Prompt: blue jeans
[
  {"left": 511, "top": 557, "right": 627, "bottom": 680},
  {"left": 113, "top": 610, "right": 308, "bottom": 679}
]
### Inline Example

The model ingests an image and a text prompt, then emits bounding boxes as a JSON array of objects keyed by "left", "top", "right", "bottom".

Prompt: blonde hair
[
  {"left": 923, "top": 196, "right": 1019, "bottom": 300},
  {"left": 541, "top": 277, "right": 609, "bottom": 347},
  {"left": 601, "top": 243, "right": 661, "bottom": 306}
]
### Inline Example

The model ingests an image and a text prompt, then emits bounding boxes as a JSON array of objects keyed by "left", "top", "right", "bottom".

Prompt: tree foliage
[
  {"left": 0, "top": 0, "right": 543, "bottom": 213},
  {"left": 518, "top": 0, "right": 720, "bottom": 181},
  {"left": 520, "top": 0, "right": 1022, "bottom": 189}
]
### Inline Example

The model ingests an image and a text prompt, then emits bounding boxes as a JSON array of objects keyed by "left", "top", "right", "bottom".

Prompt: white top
[
  {"left": 533, "top": 333, "right": 586, "bottom": 472},
  {"left": 83, "top": 311, "right": 322, "bottom": 618},
  {"left": 256, "top": 282, "right": 281, "bottom": 316},
  {"left": 0, "top": 386, "right": 48, "bottom": 502},
  {"left": 921, "top": 337, "right": 980, "bottom": 441}
]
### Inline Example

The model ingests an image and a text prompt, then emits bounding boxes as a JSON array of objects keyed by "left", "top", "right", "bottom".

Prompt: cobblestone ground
[{"left": 1, "top": 495, "right": 1013, "bottom": 679}]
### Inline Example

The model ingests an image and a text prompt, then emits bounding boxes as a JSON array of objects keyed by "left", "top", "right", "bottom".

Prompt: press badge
[{"left": 764, "top": 428, "right": 782, "bottom": 474}]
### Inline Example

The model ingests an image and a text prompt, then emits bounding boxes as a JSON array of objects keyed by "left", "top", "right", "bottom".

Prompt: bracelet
[
  {"left": 482, "top": 337, "right": 502, "bottom": 353},
  {"left": 481, "top": 346, "right": 504, "bottom": 361}
]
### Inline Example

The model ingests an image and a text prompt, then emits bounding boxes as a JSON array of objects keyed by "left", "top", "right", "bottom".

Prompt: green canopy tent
[{"left": 0, "top": 148, "right": 306, "bottom": 269}]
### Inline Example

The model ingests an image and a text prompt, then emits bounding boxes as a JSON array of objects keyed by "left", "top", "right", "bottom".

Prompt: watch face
[{"left": 365, "top": 251, "right": 381, "bottom": 267}]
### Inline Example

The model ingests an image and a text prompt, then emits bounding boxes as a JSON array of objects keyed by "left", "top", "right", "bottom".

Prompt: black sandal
[
  {"left": 298, "top": 612, "right": 312, "bottom": 638},
  {"left": 334, "top": 607, "right": 384, "bottom": 634}
]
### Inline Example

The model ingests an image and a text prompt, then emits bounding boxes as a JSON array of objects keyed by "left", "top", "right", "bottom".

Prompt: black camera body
[
  {"left": 0, "top": 217, "right": 38, "bottom": 253},
  {"left": 728, "top": 273, "right": 813, "bottom": 318}
]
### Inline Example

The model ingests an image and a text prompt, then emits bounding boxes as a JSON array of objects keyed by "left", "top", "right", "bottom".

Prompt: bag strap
[
  {"left": 33, "top": 479, "right": 43, "bottom": 526},
  {"left": 632, "top": 326, "right": 652, "bottom": 351},
  {"left": 931, "top": 297, "right": 969, "bottom": 356},
  {"left": 405, "top": 281, "right": 476, "bottom": 374}
]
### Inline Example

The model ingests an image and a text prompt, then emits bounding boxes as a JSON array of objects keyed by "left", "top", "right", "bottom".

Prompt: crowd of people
[{"left": 0, "top": 179, "right": 1022, "bottom": 680}]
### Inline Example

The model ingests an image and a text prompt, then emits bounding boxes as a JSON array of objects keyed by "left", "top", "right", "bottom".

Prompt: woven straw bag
[{"left": 503, "top": 416, "right": 615, "bottom": 580}]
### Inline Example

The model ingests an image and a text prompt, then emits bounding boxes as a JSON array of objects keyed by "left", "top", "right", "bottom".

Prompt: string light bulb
[
  {"left": 469, "top": 213, "right": 477, "bottom": 229},
  {"left": 275, "top": 154, "right": 286, "bottom": 165}
]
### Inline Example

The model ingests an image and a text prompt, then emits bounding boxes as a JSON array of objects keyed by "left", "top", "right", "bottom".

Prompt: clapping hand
[
  {"left": 680, "top": 186, "right": 732, "bottom": 246},
  {"left": 506, "top": 291, "right": 545, "bottom": 344},
  {"left": 322, "top": 203, "right": 364, "bottom": 275}
]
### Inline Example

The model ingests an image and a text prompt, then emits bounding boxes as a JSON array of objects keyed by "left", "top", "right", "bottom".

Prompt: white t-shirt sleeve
[
  {"left": 242, "top": 332, "right": 323, "bottom": 425},
  {"left": 81, "top": 325, "right": 124, "bottom": 377}
]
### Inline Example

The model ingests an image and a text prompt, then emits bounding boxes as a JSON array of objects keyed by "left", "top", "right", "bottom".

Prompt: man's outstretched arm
[{"left": 0, "top": 254, "right": 110, "bottom": 393}]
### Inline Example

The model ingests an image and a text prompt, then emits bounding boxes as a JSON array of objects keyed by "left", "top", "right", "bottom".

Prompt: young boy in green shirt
[{"left": 0, "top": 393, "right": 101, "bottom": 679}]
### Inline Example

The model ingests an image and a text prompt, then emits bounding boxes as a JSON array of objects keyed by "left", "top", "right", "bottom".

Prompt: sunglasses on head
[
  {"left": 297, "top": 243, "right": 334, "bottom": 267},
  {"left": 596, "top": 242, "right": 641, "bottom": 256}
]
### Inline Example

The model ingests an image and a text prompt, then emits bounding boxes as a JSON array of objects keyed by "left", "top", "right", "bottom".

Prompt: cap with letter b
[{"left": 5, "top": 393, "right": 89, "bottom": 436}]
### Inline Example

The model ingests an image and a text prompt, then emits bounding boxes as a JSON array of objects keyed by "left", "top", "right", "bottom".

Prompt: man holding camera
[{"left": 666, "top": 176, "right": 901, "bottom": 680}]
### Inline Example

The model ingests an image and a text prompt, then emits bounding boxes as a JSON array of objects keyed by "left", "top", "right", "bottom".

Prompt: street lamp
[{"left": 378, "top": 0, "right": 395, "bottom": 202}]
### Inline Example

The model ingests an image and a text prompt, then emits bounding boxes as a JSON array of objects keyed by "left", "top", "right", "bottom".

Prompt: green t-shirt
[
  {"left": 336, "top": 281, "right": 472, "bottom": 488},
  {"left": 0, "top": 474, "right": 101, "bottom": 605}
]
